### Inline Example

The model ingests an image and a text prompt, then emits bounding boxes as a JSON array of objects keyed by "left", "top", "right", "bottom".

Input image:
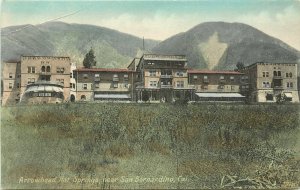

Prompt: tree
[
  {"left": 83, "top": 48, "right": 97, "bottom": 68},
  {"left": 235, "top": 62, "right": 245, "bottom": 71}
]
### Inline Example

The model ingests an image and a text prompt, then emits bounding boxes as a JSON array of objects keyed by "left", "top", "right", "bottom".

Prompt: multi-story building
[
  {"left": 1, "top": 62, "right": 21, "bottom": 105},
  {"left": 20, "top": 56, "right": 72, "bottom": 101},
  {"left": 2, "top": 54, "right": 299, "bottom": 105},
  {"left": 74, "top": 68, "right": 135, "bottom": 101},
  {"left": 188, "top": 70, "right": 245, "bottom": 101},
  {"left": 135, "top": 54, "right": 194, "bottom": 102},
  {"left": 1, "top": 56, "right": 75, "bottom": 105},
  {"left": 241, "top": 62, "right": 299, "bottom": 102}
]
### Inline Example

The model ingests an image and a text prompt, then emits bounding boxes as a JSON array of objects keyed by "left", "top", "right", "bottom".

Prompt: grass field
[{"left": 1, "top": 103, "right": 300, "bottom": 189}]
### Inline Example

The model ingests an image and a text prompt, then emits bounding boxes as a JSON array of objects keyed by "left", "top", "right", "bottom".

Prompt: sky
[{"left": 1, "top": 0, "right": 300, "bottom": 50}]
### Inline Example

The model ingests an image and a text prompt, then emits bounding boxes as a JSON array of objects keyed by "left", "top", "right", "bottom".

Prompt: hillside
[
  {"left": 1, "top": 22, "right": 159, "bottom": 68},
  {"left": 152, "top": 22, "right": 300, "bottom": 70}
]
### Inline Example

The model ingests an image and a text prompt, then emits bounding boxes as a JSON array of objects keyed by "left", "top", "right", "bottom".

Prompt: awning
[
  {"left": 195, "top": 93, "right": 245, "bottom": 98},
  {"left": 25, "top": 85, "right": 63, "bottom": 93},
  {"left": 284, "top": 93, "right": 293, "bottom": 98},
  {"left": 94, "top": 94, "right": 131, "bottom": 99}
]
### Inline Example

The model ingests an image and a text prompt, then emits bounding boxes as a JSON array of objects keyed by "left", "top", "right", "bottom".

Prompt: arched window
[
  {"left": 81, "top": 95, "right": 86, "bottom": 100},
  {"left": 289, "top": 72, "right": 292, "bottom": 77},
  {"left": 273, "top": 71, "right": 277, "bottom": 76},
  {"left": 278, "top": 71, "right": 281, "bottom": 76},
  {"left": 41, "top": 66, "right": 45, "bottom": 72},
  {"left": 46, "top": 66, "right": 51, "bottom": 72}
]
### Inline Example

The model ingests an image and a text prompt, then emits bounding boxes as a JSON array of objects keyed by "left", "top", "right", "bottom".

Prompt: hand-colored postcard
[{"left": 1, "top": 0, "right": 300, "bottom": 189}]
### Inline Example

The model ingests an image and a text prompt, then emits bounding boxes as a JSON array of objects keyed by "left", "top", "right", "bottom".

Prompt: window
[
  {"left": 113, "top": 83, "right": 118, "bottom": 88},
  {"left": 113, "top": 74, "right": 119, "bottom": 81},
  {"left": 46, "top": 66, "right": 50, "bottom": 72},
  {"left": 81, "top": 95, "right": 86, "bottom": 100},
  {"left": 44, "top": 93, "right": 51, "bottom": 97},
  {"left": 56, "top": 79, "right": 64, "bottom": 85},
  {"left": 287, "top": 82, "right": 293, "bottom": 88},
  {"left": 83, "top": 74, "right": 88, "bottom": 79},
  {"left": 150, "top": 81, "right": 157, "bottom": 87},
  {"left": 241, "top": 76, "right": 249, "bottom": 82},
  {"left": 70, "top": 83, "right": 72, "bottom": 88},
  {"left": 124, "top": 82, "right": 129, "bottom": 88},
  {"left": 95, "top": 74, "right": 100, "bottom": 78},
  {"left": 95, "top": 83, "right": 99, "bottom": 88},
  {"left": 193, "top": 75, "right": 198, "bottom": 79},
  {"left": 266, "top": 94, "right": 273, "bottom": 101},
  {"left": 9, "top": 83, "right": 13, "bottom": 89},
  {"left": 83, "top": 84, "right": 87, "bottom": 90},
  {"left": 286, "top": 72, "right": 292, "bottom": 78},
  {"left": 56, "top": 67, "right": 65, "bottom": 73},
  {"left": 204, "top": 76, "right": 208, "bottom": 79},
  {"left": 9, "top": 73, "right": 13, "bottom": 78},
  {"left": 27, "top": 78, "right": 35, "bottom": 84},
  {"left": 273, "top": 71, "right": 281, "bottom": 77},
  {"left": 41, "top": 66, "right": 46, "bottom": 72},
  {"left": 17, "top": 83, "right": 20, "bottom": 88},
  {"left": 176, "top": 71, "right": 184, "bottom": 77},
  {"left": 231, "top": 86, "right": 235, "bottom": 91},
  {"left": 278, "top": 71, "right": 281, "bottom": 76},
  {"left": 149, "top": 70, "right": 156, "bottom": 77},
  {"left": 220, "top": 76, "right": 225, "bottom": 80},
  {"left": 27, "top": 66, "right": 35, "bottom": 73},
  {"left": 124, "top": 74, "right": 128, "bottom": 78},
  {"left": 176, "top": 81, "right": 184, "bottom": 88},
  {"left": 263, "top": 72, "right": 269, "bottom": 77},
  {"left": 262, "top": 82, "right": 271, "bottom": 88},
  {"left": 230, "top": 76, "right": 235, "bottom": 81}
]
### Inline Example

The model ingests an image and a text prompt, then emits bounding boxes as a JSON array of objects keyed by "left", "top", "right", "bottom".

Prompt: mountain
[
  {"left": 1, "top": 22, "right": 160, "bottom": 68},
  {"left": 152, "top": 22, "right": 300, "bottom": 70}
]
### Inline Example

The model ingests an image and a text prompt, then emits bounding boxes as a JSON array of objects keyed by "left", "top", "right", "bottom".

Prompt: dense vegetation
[{"left": 1, "top": 103, "right": 300, "bottom": 189}]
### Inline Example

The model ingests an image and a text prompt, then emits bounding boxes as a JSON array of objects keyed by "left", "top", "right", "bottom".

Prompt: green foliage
[
  {"left": 83, "top": 48, "right": 96, "bottom": 68},
  {"left": 1, "top": 103, "right": 299, "bottom": 189},
  {"left": 236, "top": 61, "right": 245, "bottom": 71}
]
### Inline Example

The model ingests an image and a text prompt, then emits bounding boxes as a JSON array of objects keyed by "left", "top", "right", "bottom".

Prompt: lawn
[{"left": 1, "top": 103, "right": 300, "bottom": 189}]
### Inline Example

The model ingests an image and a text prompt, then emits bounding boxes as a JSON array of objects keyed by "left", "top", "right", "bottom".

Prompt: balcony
[
  {"left": 273, "top": 76, "right": 283, "bottom": 79},
  {"left": 94, "top": 77, "right": 100, "bottom": 82},
  {"left": 273, "top": 86, "right": 284, "bottom": 90},
  {"left": 160, "top": 74, "right": 173, "bottom": 79},
  {"left": 40, "top": 71, "right": 51, "bottom": 75},
  {"left": 113, "top": 77, "right": 119, "bottom": 82},
  {"left": 160, "top": 84, "right": 173, "bottom": 89}
]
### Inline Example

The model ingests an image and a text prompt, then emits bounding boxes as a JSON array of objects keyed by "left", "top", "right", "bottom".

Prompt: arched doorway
[
  {"left": 70, "top": 94, "right": 75, "bottom": 102},
  {"left": 81, "top": 95, "right": 86, "bottom": 101}
]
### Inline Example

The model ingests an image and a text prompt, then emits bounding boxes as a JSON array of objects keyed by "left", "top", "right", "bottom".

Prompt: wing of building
[{"left": 241, "top": 62, "right": 299, "bottom": 103}]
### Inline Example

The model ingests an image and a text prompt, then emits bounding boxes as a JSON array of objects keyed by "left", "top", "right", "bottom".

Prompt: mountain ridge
[
  {"left": 1, "top": 21, "right": 160, "bottom": 68},
  {"left": 2, "top": 21, "right": 299, "bottom": 70},
  {"left": 152, "top": 22, "right": 299, "bottom": 70}
]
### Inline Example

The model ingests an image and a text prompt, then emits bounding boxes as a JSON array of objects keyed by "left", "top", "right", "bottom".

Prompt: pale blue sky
[{"left": 1, "top": 0, "right": 300, "bottom": 50}]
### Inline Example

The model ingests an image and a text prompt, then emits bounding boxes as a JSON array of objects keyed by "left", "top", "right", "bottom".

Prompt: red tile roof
[
  {"left": 188, "top": 69, "right": 244, "bottom": 75},
  {"left": 74, "top": 68, "right": 135, "bottom": 72}
]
